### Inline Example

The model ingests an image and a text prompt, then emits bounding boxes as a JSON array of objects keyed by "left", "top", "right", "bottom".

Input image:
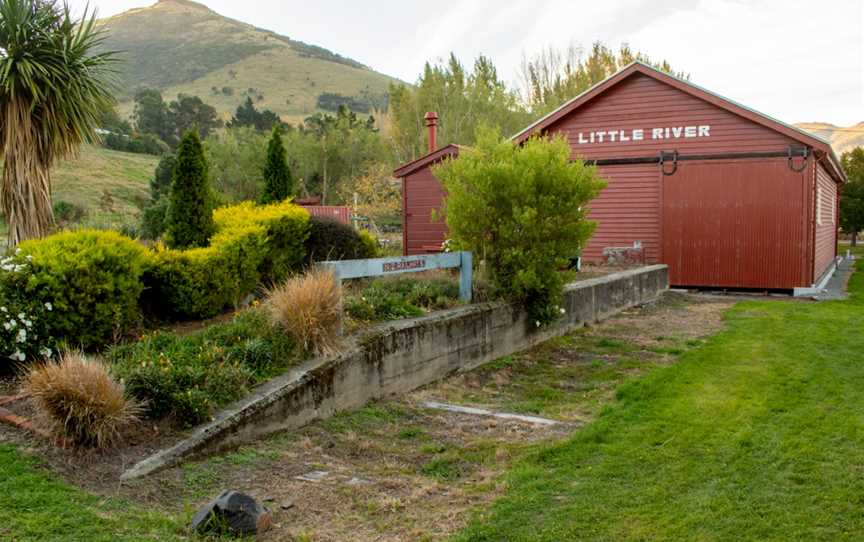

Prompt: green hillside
[
  {"left": 0, "top": 146, "right": 159, "bottom": 238},
  {"left": 100, "top": 0, "right": 400, "bottom": 124}
]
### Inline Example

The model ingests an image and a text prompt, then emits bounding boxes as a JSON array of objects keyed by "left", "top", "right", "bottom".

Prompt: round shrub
[
  {"left": 18, "top": 230, "right": 150, "bottom": 349},
  {"left": 305, "top": 217, "right": 377, "bottom": 263},
  {"left": 24, "top": 352, "right": 140, "bottom": 448}
]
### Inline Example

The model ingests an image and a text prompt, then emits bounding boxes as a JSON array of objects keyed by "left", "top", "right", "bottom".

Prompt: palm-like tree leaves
[{"left": 0, "top": 0, "right": 118, "bottom": 245}]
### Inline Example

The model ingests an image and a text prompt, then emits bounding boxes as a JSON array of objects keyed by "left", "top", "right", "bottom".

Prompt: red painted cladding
[
  {"left": 814, "top": 162, "right": 839, "bottom": 279},
  {"left": 662, "top": 159, "right": 809, "bottom": 289},
  {"left": 395, "top": 63, "right": 846, "bottom": 289},
  {"left": 545, "top": 73, "right": 799, "bottom": 159},
  {"left": 303, "top": 206, "right": 353, "bottom": 225},
  {"left": 583, "top": 164, "right": 661, "bottom": 263},
  {"left": 403, "top": 167, "right": 448, "bottom": 255}
]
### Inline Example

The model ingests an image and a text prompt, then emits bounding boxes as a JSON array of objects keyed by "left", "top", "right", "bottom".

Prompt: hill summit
[{"left": 99, "top": 0, "right": 400, "bottom": 122}]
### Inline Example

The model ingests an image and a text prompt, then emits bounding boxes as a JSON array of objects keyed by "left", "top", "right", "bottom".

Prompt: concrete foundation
[{"left": 122, "top": 265, "right": 668, "bottom": 480}]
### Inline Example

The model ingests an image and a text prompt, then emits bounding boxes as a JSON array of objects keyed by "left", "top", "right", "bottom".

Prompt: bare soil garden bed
[{"left": 2, "top": 291, "right": 733, "bottom": 541}]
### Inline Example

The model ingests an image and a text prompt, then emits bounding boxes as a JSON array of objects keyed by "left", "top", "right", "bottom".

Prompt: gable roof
[
  {"left": 511, "top": 61, "right": 846, "bottom": 183},
  {"left": 393, "top": 143, "right": 462, "bottom": 178}
]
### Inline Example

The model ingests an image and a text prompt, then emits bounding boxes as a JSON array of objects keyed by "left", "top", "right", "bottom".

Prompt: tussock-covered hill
[{"left": 99, "top": 0, "right": 400, "bottom": 123}]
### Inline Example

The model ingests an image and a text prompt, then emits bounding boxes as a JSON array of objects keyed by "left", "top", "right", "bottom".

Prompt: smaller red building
[{"left": 394, "top": 62, "right": 846, "bottom": 291}]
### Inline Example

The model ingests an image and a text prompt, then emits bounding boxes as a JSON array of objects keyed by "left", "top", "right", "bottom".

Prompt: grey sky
[{"left": 69, "top": 0, "right": 863, "bottom": 126}]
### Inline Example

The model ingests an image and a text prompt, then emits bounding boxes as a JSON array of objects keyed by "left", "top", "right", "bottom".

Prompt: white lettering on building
[{"left": 576, "top": 125, "right": 711, "bottom": 145}]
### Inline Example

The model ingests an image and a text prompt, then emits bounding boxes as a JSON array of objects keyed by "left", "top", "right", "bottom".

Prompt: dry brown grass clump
[
  {"left": 23, "top": 352, "right": 140, "bottom": 448},
  {"left": 265, "top": 268, "right": 342, "bottom": 355}
]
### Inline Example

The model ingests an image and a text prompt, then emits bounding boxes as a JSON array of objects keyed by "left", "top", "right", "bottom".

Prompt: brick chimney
[{"left": 424, "top": 111, "right": 439, "bottom": 153}]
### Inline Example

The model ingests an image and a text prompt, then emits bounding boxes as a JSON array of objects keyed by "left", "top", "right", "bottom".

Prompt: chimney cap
[{"left": 424, "top": 111, "right": 439, "bottom": 124}]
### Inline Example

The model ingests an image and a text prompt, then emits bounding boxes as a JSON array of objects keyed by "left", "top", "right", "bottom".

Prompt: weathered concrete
[{"left": 121, "top": 265, "right": 668, "bottom": 480}]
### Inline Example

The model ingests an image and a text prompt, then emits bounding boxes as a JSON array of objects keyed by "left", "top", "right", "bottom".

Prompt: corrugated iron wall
[
  {"left": 302, "top": 206, "right": 353, "bottom": 225},
  {"left": 583, "top": 164, "right": 661, "bottom": 262},
  {"left": 547, "top": 73, "right": 797, "bottom": 159},
  {"left": 662, "top": 159, "right": 809, "bottom": 289},
  {"left": 403, "top": 168, "right": 448, "bottom": 255}
]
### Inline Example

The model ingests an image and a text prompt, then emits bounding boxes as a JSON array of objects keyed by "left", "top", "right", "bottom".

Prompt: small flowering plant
[{"left": 0, "top": 250, "right": 54, "bottom": 365}]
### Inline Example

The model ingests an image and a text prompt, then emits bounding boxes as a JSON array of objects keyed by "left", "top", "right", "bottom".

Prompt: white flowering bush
[{"left": 0, "top": 251, "right": 54, "bottom": 365}]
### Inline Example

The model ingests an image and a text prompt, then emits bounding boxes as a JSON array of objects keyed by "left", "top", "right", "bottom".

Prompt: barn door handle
[
  {"left": 660, "top": 151, "right": 678, "bottom": 176},
  {"left": 788, "top": 147, "right": 810, "bottom": 173}
]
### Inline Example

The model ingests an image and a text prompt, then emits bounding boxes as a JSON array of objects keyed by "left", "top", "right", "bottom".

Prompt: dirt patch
[
  {"left": 1, "top": 292, "right": 735, "bottom": 541},
  {"left": 0, "top": 373, "right": 189, "bottom": 497}
]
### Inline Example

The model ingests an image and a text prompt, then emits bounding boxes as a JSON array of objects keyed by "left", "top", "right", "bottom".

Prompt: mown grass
[
  {"left": 0, "top": 445, "right": 186, "bottom": 541},
  {"left": 455, "top": 263, "right": 864, "bottom": 541}
]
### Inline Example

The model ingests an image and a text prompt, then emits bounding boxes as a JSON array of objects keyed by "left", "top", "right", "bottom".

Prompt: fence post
[{"left": 459, "top": 251, "right": 473, "bottom": 302}]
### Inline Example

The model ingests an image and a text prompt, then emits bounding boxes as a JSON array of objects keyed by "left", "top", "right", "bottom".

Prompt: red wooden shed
[{"left": 394, "top": 62, "right": 846, "bottom": 292}]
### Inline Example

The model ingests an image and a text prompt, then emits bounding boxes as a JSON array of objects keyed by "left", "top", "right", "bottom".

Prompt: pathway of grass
[
  {"left": 0, "top": 445, "right": 185, "bottom": 541},
  {"left": 457, "top": 262, "right": 864, "bottom": 541}
]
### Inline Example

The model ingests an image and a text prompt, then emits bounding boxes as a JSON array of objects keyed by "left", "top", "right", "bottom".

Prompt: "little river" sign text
[{"left": 576, "top": 125, "right": 711, "bottom": 145}]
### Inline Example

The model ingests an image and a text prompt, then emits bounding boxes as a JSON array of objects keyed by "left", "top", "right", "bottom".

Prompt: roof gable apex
[{"left": 512, "top": 62, "right": 845, "bottom": 182}]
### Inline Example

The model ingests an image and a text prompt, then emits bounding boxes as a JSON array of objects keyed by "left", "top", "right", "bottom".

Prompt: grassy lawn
[
  {"left": 0, "top": 445, "right": 186, "bottom": 541},
  {"left": 456, "top": 264, "right": 864, "bottom": 541}
]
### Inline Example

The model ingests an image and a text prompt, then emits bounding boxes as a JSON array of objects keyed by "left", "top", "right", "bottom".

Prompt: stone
[
  {"left": 295, "top": 470, "right": 329, "bottom": 482},
  {"left": 280, "top": 500, "right": 295, "bottom": 510},
  {"left": 191, "top": 491, "right": 272, "bottom": 536}
]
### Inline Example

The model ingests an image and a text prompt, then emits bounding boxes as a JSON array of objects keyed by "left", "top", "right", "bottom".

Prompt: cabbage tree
[{"left": 0, "top": 0, "right": 116, "bottom": 246}]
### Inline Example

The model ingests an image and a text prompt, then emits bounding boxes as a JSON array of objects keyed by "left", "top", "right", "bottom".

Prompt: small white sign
[{"left": 577, "top": 125, "right": 711, "bottom": 145}]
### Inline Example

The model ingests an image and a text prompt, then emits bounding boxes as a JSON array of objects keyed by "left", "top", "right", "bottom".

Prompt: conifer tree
[
  {"left": 166, "top": 130, "right": 215, "bottom": 248},
  {"left": 260, "top": 126, "right": 294, "bottom": 203}
]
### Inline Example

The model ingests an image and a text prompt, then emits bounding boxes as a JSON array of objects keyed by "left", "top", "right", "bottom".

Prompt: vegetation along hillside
[
  {"left": 0, "top": 146, "right": 158, "bottom": 239},
  {"left": 795, "top": 122, "right": 864, "bottom": 155},
  {"left": 99, "top": 0, "right": 400, "bottom": 123}
]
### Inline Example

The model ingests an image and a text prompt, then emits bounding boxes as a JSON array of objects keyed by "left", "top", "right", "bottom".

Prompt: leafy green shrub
[
  {"left": 17, "top": 230, "right": 150, "bottom": 348},
  {"left": 0, "top": 252, "right": 54, "bottom": 365},
  {"left": 108, "top": 309, "right": 296, "bottom": 426},
  {"left": 305, "top": 217, "right": 377, "bottom": 262},
  {"left": 52, "top": 200, "right": 86, "bottom": 226},
  {"left": 358, "top": 229, "right": 381, "bottom": 258},
  {"left": 165, "top": 130, "right": 215, "bottom": 249},
  {"left": 344, "top": 276, "right": 458, "bottom": 322},
  {"left": 144, "top": 200, "right": 310, "bottom": 319},
  {"left": 434, "top": 128, "right": 606, "bottom": 325},
  {"left": 140, "top": 197, "right": 168, "bottom": 240}
]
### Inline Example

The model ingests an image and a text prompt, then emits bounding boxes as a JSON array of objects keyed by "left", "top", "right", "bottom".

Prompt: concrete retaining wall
[{"left": 122, "top": 265, "right": 668, "bottom": 480}]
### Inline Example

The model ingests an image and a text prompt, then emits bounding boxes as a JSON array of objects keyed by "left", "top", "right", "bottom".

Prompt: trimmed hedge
[
  {"left": 144, "top": 200, "right": 310, "bottom": 319},
  {"left": 305, "top": 217, "right": 379, "bottom": 262},
  {"left": 17, "top": 230, "right": 150, "bottom": 348}
]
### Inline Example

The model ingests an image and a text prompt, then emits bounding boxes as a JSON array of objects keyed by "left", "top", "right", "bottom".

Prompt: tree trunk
[
  {"left": 2, "top": 100, "right": 54, "bottom": 246},
  {"left": 853, "top": 231, "right": 858, "bottom": 247}
]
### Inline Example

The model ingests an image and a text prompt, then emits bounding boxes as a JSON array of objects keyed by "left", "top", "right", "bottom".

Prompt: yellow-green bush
[
  {"left": 143, "top": 200, "right": 310, "bottom": 319},
  {"left": 17, "top": 230, "right": 150, "bottom": 348}
]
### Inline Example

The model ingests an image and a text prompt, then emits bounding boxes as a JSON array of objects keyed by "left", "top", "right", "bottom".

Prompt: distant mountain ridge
[
  {"left": 99, "top": 0, "right": 401, "bottom": 122},
  {"left": 794, "top": 122, "right": 864, "bottom": 156}
]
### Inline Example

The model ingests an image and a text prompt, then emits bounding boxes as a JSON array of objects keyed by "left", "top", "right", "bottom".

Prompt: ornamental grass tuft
[
  {"left": 266, "top": 269, "right": 342, "bottom": 355},
  {"left": 23, "top": 352, "right": 140, "bottom": 448}
]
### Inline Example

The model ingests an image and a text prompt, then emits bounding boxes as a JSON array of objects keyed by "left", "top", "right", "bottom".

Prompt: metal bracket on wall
[
  {"left": 660, "top": 151, "right": 679, "bottom": 176},
  {"left": 788, "top": 146, "right": 810, "bottom": 173}
]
